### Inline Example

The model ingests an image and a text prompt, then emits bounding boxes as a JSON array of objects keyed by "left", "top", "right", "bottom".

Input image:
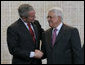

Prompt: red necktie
[{"left": 27, "top": 23, "right": 36, "bottom": 43}]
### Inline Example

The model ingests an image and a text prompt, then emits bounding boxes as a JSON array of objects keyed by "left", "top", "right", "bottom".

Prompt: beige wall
[{"left": 1, "top": 1, "right": 84, "bottom": 64}]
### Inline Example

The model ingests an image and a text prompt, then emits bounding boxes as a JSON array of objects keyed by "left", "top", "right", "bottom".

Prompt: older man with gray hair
[
  {"left": 42, "top": 7, "right": 82, "bottom": 64},
  {"left": 7, "top": 4, "right": 44, "bottom": 64}
]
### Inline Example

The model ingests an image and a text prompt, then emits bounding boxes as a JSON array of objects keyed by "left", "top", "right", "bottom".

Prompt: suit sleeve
[
  {"left": 41, "top": 32, "right": 47, "bottom": 59},
  {"left": 7, "top": 26, "right": 30, "bottom": 60},
  {"left": 71, "top": 28, "right": 82, "bottom": 64}
]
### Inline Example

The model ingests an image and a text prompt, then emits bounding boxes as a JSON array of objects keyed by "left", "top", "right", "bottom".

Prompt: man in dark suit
[
  {"left": 7, "top": 4, "right": 44, "bottom": 64},
  {"left": 42, "top": 7, "right": 82, "bottom": 64}
]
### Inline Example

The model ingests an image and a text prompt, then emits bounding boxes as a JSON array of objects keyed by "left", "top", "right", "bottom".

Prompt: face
[
  {"left": 47, "top": 11, "right": 61, "bottom": 28},
  {"left": 24, "top": 10, "right": 36, "bottom": 23}
]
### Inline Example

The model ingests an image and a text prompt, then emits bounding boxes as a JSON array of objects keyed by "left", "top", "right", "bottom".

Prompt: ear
[
  {"left": 58, "top": 16, "right": 61, "bottom": 22},
  {"left": 22, "top": 17, "right": 26, "bottom": 21}
]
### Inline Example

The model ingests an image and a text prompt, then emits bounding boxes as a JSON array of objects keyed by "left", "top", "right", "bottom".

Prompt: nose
[
  {"left": 32, "top": 15, "right": 35, "bottom": 18},
  {"left": 47, "top": 17, "right": 51, "bottom": 21}
]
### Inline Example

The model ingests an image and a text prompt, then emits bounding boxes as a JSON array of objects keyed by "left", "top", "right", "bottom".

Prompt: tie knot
[
  {"left": 27, "top": 23, "right": 30, "bottom": 26},
  {"left": 54, "top": 28, "right": 57, "bottom": 32}
]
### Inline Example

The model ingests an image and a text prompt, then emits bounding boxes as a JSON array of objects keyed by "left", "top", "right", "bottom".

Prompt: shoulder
[
  {"left": 7, "top": 19, "right": 21, "bottom": 31},
  {"left": 62, "top": 24, "right": 79, "bottom": 36},
  {"left": 45, "top": 28, "right": 52, "bottom": 34},
  {"left": 33, "top": 20, "right": 41, "bottom": 27},
  {"left": 46, "top": 28, "right": 52, "bottom": 32},
  {"left": 63, "top": 24, "right": 78, "bottom": 32},
  {"left": 33, "top": 20, "right": 44, "bottom": 32}
]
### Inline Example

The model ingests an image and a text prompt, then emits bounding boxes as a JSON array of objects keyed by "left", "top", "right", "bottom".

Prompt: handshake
[{"left": 34, "top": 49, "right": 44, "bottom": 59}]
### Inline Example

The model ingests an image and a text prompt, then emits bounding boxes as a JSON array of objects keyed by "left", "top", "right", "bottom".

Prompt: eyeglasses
[
  {"left": 28, "top": 16, "right": 36, "bottom": 18},
  {"left": 47, "top": 16, "right": 55, "bottom": 19}
]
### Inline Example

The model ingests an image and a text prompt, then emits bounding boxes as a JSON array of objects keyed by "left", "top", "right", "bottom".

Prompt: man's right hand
[{"left": 34, "top": 49, "right": 43, "bottom": 59}]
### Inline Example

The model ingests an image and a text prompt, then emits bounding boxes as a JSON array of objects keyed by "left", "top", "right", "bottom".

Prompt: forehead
[
  {"left": 48, "top": 11, "right": 55, "bottom": 16},
  {"left": 28, "top": 10, "right": 35, "bottom": 15}
]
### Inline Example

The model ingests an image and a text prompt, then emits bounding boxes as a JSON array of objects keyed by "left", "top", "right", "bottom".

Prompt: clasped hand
[{"left": 34, "top": 49, "right": 43, "bottom": 59}]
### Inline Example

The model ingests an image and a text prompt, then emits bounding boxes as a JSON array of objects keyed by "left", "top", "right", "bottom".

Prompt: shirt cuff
[{"left": 30, "top": 51, "right": 35, "bottom": 58}]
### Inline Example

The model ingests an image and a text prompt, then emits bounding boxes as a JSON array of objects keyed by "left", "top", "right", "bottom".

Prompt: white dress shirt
[{"left": 52, "top": 22, "right": 63, "bottom": 37}]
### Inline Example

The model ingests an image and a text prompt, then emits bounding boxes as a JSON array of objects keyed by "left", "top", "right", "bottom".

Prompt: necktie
[
  {"left": 27, "top": 23, "right": 36, "bottom": 43},
  {"left": 52, "top": 29, "right": 57, "bottom": 46}
]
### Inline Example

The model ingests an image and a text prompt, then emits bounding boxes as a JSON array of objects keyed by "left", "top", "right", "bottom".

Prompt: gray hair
[
  {"left": 18, "top": 4, "right": 34, "bottom": 18},
  {"left": 49, "top": 7, "right": 63, "bottom": 22}
]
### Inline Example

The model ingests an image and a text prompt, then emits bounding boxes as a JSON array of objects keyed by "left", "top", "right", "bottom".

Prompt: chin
[
  {"left": 31, "top": 20, "right": 35, "bottom": 23},
  {"left": 49, "top": 24, "right": 53, "bottom": 28}
]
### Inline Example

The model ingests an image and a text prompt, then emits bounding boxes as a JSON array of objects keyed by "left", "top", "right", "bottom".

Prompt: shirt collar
[
  {"left": 20, "top": 18, "right": 31, "bottom": 25},
  {"left": 53, "top": 22, "right": 63, "bottom": 31}
]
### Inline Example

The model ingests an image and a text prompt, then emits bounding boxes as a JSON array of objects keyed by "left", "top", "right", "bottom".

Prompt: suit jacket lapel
[
  {"left": 18, "top": 19, "right": 35, "bottom": 45},
  {"left": 46, "top": 28, "right": 53, "bottom": 48},
  {"left": 31, "top": 23, "right": 38, "bottom": 40},
  {"left": 18, "top": 18, "right": 31, "bottom": 34},
  {"left": 31, "top": 22, "right": 39, "bottom": 49},
  {"left": 54, "top": 24, "right": 66, "bottom": 46}
]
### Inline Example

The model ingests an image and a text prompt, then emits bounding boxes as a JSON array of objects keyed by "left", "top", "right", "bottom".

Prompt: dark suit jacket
[
  {"left": 42, "top": 24, "right": 82, "bottom": 64},
  {"left": 7, "top": 18, "right": 44, "bottom": 64},
  {"left": 81, "top": 44, "right": 84, "bottom": 64}
]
